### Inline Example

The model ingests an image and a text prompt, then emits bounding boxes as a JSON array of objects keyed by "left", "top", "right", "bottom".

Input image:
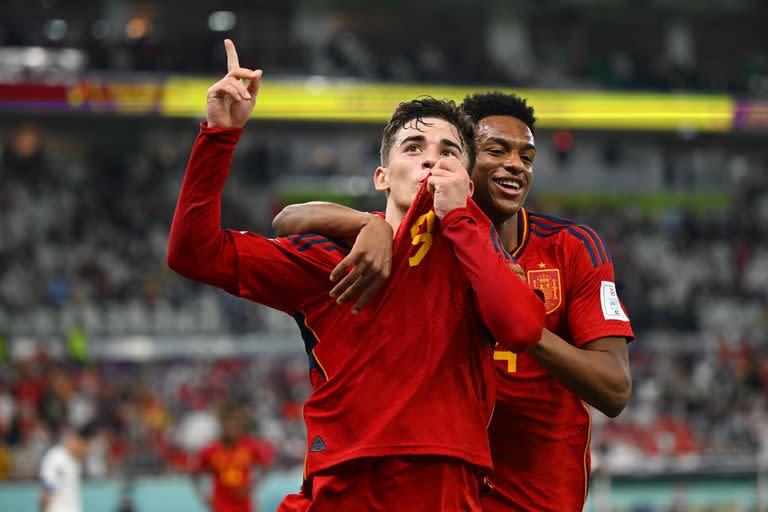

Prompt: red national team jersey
[
  {"left": 199, "top": 437, "right": 274, "bottom": 512},
  {"left": 168, "top": 125, "right": 546, "bottom": 481},
  {"left": 483, "top": 208, "right": 635, "bottom": 512}
]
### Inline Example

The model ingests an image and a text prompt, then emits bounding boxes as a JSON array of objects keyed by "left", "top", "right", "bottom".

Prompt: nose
[
  {"left": 421, "top": 154, "right": 437, "bottom": 169},
  {"left": 503, "top": 152, "right": 524, "bottom": 173}
]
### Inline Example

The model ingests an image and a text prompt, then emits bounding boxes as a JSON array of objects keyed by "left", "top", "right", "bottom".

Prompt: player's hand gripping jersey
[
  {"left": 484, "top": 208, "right": 634, "bottom": 512},
  {"left": 168, "top": 124, "right": 545, "bottom": 479}
]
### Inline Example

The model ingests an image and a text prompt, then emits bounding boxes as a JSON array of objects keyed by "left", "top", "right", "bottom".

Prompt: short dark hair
[
  {"left": 75, "top": 421, "right": 99, "bottom": 440},
  {"left": 460, "top": 92, "right": 536, "bottom": 135},
  {"left": 380, "top": 97, "right": 476, "bottom": 171},
  {"left": 218, "top": 402, "right": 245, "bottom": 421}
]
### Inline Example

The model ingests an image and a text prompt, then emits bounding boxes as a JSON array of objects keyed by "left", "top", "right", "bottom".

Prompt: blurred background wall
[{"left": 0, "top": 0, "right": 767, "bottom": 510}]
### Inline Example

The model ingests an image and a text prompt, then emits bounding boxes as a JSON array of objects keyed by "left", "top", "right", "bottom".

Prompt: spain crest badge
[{"left": 527, "top": 268, "right": 562, "bottom": 314}]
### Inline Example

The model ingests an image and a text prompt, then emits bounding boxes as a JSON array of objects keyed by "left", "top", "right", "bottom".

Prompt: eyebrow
[
  {"left": 399, "top": 135, "right": 464, "bottom": 154},
  {"left": 484, "top": 136, "right": 536, "bottom": 152}
]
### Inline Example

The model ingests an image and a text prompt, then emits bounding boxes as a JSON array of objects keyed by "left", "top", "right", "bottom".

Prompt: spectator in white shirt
[{"left": 39, "top": 422, "right": 98, "bottom": 512}]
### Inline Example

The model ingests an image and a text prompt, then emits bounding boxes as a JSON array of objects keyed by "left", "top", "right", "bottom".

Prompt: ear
[
  {"left": 468, "top": 180, "right": 475, "bottom": 198},
  {"left": 374, "top": 166, "right": 390, "bottom": 192}
]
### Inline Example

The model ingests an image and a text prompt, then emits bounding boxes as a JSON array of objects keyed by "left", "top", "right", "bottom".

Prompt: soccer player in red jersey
[
  {"left": 463, "top": 92, "right": 634, "bottom": 511},
  {"left": 274, "top": 92, "right": 634, "bottom": 511},
  {"left": 193, "top": 405, "right": 274, "bottom": 512},
  {"left": 167, "top": 41, "right": 545, "bottom": 511}
]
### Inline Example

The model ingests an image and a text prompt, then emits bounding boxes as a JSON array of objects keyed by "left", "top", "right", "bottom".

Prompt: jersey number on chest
[
  {"left": 494, "top": 350, "right": 517, "bottom": 373},
  {"left": 409, "top": 210, "right": 436, "bottom": 267}
]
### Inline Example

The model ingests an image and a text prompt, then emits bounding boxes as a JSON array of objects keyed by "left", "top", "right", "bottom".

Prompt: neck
[
  {"left": 384, "top": 202, "right": 407, "bottom": 236},
  {"left": 496, "top": 211, "right": 520, "bottom": 253},
  {"left": 64, "top": 440, "right": 79, "bottom": 459}
]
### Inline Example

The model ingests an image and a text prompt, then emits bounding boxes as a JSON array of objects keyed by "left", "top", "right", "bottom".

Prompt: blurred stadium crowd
[{"left": 0, "top": 354, "right": 310, "bottom": 480}]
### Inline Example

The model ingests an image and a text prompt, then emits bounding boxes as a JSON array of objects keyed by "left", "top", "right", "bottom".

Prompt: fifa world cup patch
[
  {"left": 527, "top": 268, "right": 562, "bottom": 314},
  {"left": 600, "top": 281, "right": 629, "bottom": 321}
]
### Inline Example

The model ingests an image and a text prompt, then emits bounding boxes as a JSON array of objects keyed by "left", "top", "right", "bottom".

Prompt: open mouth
[{"left": 492, "top": 177, "right": 524, "bottom": 195}]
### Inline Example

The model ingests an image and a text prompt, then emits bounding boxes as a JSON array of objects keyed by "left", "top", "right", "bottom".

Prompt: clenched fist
[{"left": 427, "top": 156, "right": 474, "bottom": 219}]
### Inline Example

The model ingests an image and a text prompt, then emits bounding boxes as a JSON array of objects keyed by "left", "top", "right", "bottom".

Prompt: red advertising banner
[{"left": 0, "top": 80, "right": 164, "bottom": 114}]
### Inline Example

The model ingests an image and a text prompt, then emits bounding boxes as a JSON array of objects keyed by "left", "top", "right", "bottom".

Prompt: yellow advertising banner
[{"left": 162, "top": 77, "right": 733, "bottom": 131}]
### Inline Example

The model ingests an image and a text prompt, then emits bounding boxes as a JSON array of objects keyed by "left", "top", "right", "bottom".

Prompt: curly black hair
[
  {"left": 460, "top": 92, "right": 536, "bottom": 135},
  {"left": 380, "top": 96, "right": 477, "bottom": 172}
]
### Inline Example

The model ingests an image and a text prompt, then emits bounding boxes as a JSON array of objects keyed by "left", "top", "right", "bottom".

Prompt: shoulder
[
  {"left": 527, "top": 211, "right": 612, "bottom": 268},
  {"left": 244, "top": 437, "right": 275, "bottom": 464},
  {"left": 41, "top": 445, "right": 64, "bottom": 464},
  {"left": 200, "top": 441, "right": 219, "bottom": 456},
  {"left": 281, "top": 234, "right": 352, "bottom": 257},
  {"left": 40, "top": 445, "right": 73, "bottom": 475},
  {"left": 235, "top": 232, "right": 350, "bottom": 272},
  {"left": 247, "top": 436, "right": 271, "bottom": 448}
]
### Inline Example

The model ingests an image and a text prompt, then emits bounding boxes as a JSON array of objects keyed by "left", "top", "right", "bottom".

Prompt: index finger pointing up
[{"left": 224, "top": 39, "right": 239, "bottom": 72}]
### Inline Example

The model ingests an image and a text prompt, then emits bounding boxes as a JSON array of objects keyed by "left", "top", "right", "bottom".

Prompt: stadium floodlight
[
  {"left": 24, "top": 47, "right": 47, "bottom": 68},
  {"left": 58, "top": 49, "right": 85, "bottom": 71},
  {"left": 125, "top": 17, "right": 150, "bottom": 39},
  {"left": 208, "top": 11, "right": 237, "bottom": 32},
  {"left": 45, "top": 19, "right": 68, "bottom": 42}
]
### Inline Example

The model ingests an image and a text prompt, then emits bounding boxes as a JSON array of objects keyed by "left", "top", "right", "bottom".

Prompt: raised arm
[
  {"left": 168, "top": 40, "right": 343, "bottom": 315},
  {"left": 167, "top": 125, "right": 242, "bottom": 292},
  {"left": 167, "top": 39, "right": 261, "bottom": 292}
]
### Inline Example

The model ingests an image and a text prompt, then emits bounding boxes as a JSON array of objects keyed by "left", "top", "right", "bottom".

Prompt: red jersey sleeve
[
  {"left": 168, "top": 123, "right": 344, "bottom": 314},
  {"left": 231, "top": 233, "right": 343, "bottom": 313},
  {"left": 565, "top": 235, "right": 634, "bottom": 346},
  {"left": 439, "top": 205, "right": 545, "bottom": 352}
]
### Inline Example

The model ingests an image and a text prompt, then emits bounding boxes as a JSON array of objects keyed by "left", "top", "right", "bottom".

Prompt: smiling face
[
  {"left": 470, "top": 115, "right": 536, "bottom": 225},
  {"left": 375, "top": 116, "right": 468, "bottom": 215}
]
